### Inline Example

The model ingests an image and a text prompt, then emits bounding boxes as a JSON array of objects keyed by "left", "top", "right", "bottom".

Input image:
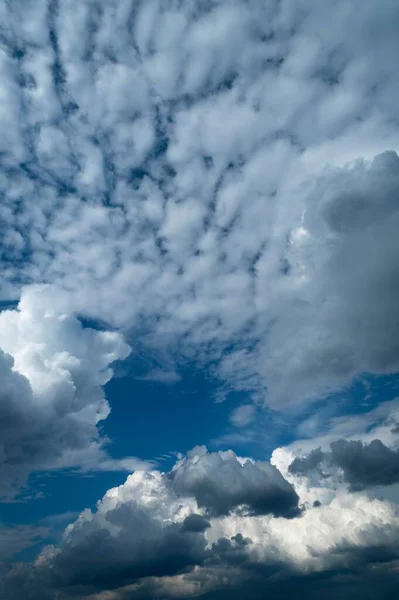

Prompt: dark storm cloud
[
  {"left": 181, "top": 514, "right": 211, "bottom": 533},
  {"left": 289, "top": 447, "right": 325, "bottom": 476},
  {"left": 53, "top": 524, "right": 205, "bottom": 590},
  {"left": 2, "top": 452, "right": 399, "bottom": 600},
  {"left": 289, "top": 438, "right": 399, "bottom": 490},
  {"left": 330, "top": 439, "right": 399, "bottom": 490}
]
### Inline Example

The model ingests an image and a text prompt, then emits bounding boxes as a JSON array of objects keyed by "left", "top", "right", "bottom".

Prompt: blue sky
[{"left": 1, "top": 1, "right": 399, "bottom": 599}]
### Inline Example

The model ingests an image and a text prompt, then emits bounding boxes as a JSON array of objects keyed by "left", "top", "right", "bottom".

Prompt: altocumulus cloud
[
  {"left": 1, "top": 0, "right": 399, "bottom": 598},
  {"left": 0, "top": 0, "right": 399, "bottom": 407}
]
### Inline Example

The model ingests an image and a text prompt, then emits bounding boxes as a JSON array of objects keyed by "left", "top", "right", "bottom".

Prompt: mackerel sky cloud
[{"left": 1, "top": 1, "right": 399, "bottom": 598}]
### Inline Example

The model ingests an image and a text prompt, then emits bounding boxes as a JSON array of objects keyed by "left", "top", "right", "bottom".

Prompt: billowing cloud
[
  {"left": 170, "top": 446, "right": 300, "bottom": 518},
  {"left": 253, "top": 149, "right": 399, "bottom": 405},
  {"left": 0, "top": 285, "right": 137, "bottom": 496},
  {"left": 272, "top": 400, "right": 399, "bottom": 509},
  {"left": 2, "top": 447, "right": 399, "bottom": 599},
  {"left": 28, "top": 468, "right": 205, "bottom": 595},
  {"left": 290, "top": 438, "right": 399, "bottom": 491}
]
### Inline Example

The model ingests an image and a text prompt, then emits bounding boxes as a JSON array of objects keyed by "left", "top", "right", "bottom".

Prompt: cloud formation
[
  {"left": 170, "top": 446, "right": 299, "bottom": 517},
  {"left": 290, "top": 438, "right": 399, "bottom": 491},
  {"left": 0, "top": 0, "right": 399, "bottom": 410},
  {"left": 0, "top": 285, "right": 135, "bottom": 496},
  {"left": 2, "top": 446, "right": 399, "bottom": 599},
  {"left": 0, "top": 524, "right": 48, "bottom": 561},
  {"left": 2, "top": 1, "right": 399, "bottom": 597}
]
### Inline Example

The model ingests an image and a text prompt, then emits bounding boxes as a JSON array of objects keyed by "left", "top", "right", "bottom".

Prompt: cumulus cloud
[
  {"left": 170, "top": 446, "right": 299, "bottom": 518},
  {"left": 0, "top": 285, "right": 141, "bottom": 496},
  {"left": 181, "top": 514, "right": 211, "bottom": 533},
  {"left": 3, "top": 447, "right": 399, "bottom": 599},
  {"left": 30, "top": 468, "right": 205, "bottom": 594},
  {"left": 290, "top": 438, "right": 399, "bottom": 491},
  {"left": 271, "top": 401, "right": 399, "bottom": 508},
  {"left": 254, "top": 149, "right": 399, "bottom": 405}
]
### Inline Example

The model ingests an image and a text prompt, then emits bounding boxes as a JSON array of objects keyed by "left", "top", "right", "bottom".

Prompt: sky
[{"left": 1, "top": 0, "right": 399, "bottom": 598}]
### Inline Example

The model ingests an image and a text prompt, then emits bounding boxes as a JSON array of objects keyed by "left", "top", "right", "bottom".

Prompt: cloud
[
  {"left": 0, "top": 285, "right": 137, "bottom": 496},
  {"left": 0, "top": 524, "right": 48, "bottom": 561},
  {"left": 136, "top": 369, "right": 182, "bottom": 384},
  {"left": 290, "top": 438, "right": 399, "bottom": 491},
  {"left": 170, "top": 446, "right": 300, "bottom": 518},
  {"left": 33, "top": 468, "right": 206, "bottom": 593},
  {"left": 5, "top": 447, "right": 296, "bottom": 597},
  {"left": 181, "top": 514, "right": 211, "bottom": 533},
  {"left": 229, "top": 405, "right": 255, "bottom": 428},
  {"left": 3, "top": 445, "right": 399, "bottom": 599},
  {"left": 0, "top": 0, "right": 399, "bottom": 412},
  {"left": 289, "top": 448, "right": 326, "bottom": 477},
  {"left": 2, "top": 1, "right": 399, "bottom": 595},
  {"left": 254, "top": 149, "right": 399, "bottom": 406}
]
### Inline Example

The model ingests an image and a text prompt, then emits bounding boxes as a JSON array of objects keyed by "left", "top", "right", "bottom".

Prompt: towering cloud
[{"left": 0, "top": 285, "right": 130, "bottom": 495}]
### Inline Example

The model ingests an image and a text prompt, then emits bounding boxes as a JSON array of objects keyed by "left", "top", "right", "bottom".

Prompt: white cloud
[
  {"left": 229, "top": 405, "right": 255, "bottom": 428},
  {"left": 2, "top": 2, "right": 399, "bottom": 593},
  {"left": 1, "top": 0, "right": 398, "bottom": 414},
  {"left": 0, "top": 285, "right": 139, "bottom": 496},
  {"left": 6, "top": 444, "right": 399, "bottom": 598},
  {"left": 136, "top": 369, "right": 181, "bottom": 384}
]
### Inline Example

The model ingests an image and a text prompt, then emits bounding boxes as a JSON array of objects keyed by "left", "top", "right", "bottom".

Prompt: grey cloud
[
  {"left": 1, "top": 467, "right": 210, "bottom": 597},
  {"left": 5, "top": 553, "right": 399, "bottom": 600},
  {"left": 0, "top": 524, "right": 48, "bottom": 561},
  {"left": 6, "top": 563, "right": 399, "bottom": 600},
  {"left": 170, "top": 447, "right": 300, "bottom": 518},
  {"left": 289, "top": 448, "right": 326, "bottom": 476},
  {"left": 181, "top": 514, "right": 211, "bottom": 533},
  {"left": 254, "top": 149, "right": 399, "bottom": 406},
  {"left": 178, "top": 565, "right": 399, "bottom": 600},
  {"left": 51, "top": 514, "right": 206, "bottom": 591},
  {"left": 331, "top": 439, "right": 399, "bottom": 491},
  {"left": 208, "top": 533, "right": 254, "bottom": 568},
  {"left": 289, "top": 438, "right": 399, "bottom": 490}
]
